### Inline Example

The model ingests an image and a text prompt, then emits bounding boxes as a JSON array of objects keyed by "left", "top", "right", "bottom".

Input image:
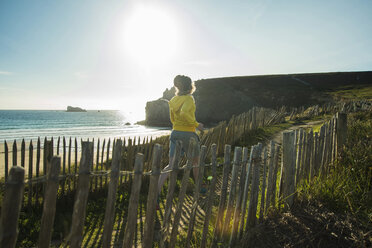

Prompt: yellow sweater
[{"left": 169, "top": 95, "right": 199, "bottom": 132}]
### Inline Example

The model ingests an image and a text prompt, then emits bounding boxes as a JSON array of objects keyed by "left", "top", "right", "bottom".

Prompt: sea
[{"left": 0, "top": 110, "right": 171, "bottom": 143}]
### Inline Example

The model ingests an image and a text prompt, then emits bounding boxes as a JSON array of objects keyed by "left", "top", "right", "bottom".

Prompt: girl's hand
[{"left": 197, "top": 123, "right": 204, "bottom": 131}]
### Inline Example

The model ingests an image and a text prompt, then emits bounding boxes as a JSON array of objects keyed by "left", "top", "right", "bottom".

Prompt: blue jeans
[{"left": 169, "top": 130, "right": 200, "bottom": 158}]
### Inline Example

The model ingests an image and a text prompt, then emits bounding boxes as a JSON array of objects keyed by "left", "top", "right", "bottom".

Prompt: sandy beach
[
  {"left": 0, "top": 131, "right": 170, "bottom": 179},
  {"left": 0, "top": 140, "right": 82, "bottom": 179}
]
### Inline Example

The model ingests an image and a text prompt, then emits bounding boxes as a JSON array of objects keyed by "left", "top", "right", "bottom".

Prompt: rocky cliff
[
  {"left": 145, "top": 99, "right": 171, "bottom": 126},
  {"left": 145, "top": 71, "right": 372, "bottom": 126}
]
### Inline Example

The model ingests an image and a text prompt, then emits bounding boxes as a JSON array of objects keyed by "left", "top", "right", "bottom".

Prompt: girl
[{"left": 158, "top": 75, "right": 204, "bottom": 192}]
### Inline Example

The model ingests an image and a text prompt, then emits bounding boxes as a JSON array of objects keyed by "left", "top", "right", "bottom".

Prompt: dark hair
[{"left": 174, "top": 75, "right": 195, "bottom": 96}]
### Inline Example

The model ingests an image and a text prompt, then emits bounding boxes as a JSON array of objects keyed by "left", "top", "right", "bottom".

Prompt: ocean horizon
[{"left": 0, "top": 110, "right": 171, "bottom": 143}]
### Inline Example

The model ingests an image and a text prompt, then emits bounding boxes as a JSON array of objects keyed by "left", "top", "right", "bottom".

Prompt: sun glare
[{"left": 123, "top": 5, "right": 179, "bottom": 66}]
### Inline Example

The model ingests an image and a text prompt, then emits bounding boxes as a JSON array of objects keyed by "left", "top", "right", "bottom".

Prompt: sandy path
[{"left": 271, "top": 120, "right": 325, "bottom": 145}]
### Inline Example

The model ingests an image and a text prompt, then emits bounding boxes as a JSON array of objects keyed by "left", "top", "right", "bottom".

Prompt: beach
[
  {"left": 0, "top": 110, "right": 172, "bottom": 179},
  {"left": 0, "top": 131, "right": 171, "bottom": 179}
]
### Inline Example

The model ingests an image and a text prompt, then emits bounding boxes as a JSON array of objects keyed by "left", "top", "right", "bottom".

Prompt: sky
[{"left": 0, "top": 0, "right": 371, "bottom": 119}]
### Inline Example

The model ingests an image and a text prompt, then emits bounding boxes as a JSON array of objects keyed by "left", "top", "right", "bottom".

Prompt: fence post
[
  {"left": 259, "top": 147, "right": 268, "bottom": 222},
  {"left": 316, "top": 130, "right": 322, "bottom": 176},
  {"left": 330, "top": 117, "right": 336, "bottom": 165},
  {"left": 218, "top": 123, "right": 226, "bottom": 155},
  {"left": 251, "top": 107, "right": 256, "bottom": 129},
  {"left": 4, "top": 141, "right": 8, "bottom": 182},
  {"left": 327, "top": 118, "right": 335, "bottom": 173},
  {"left": 67, "top": 141, "right": 93, "bottom": 248},
  {"left": 21, "top": 139, "right": 25, "bottom": 168},
  {"left": 295, "top": 129, "right": 304, "bottom": 186},
  {"left": 280, "top": 131, "right": 296, "bottom": 208},
  {"left": 57, "top": 137, "right": 60, "bottom": 155},
  {"left": 306, "top": 130, "right": 314, "bottom": 182},
  {"left": 245, "top": 144, "right": 262, "bottom": 230},
  {"left": 238, "top": 146, "right": 254, "bottom": 239},
  {"left": 310, "top": 132, "right": 318, "bottom": 180},
  {"left": 12, "top": 140, "right": 17, "bottom": 166},
  {"left": 320, "top": 123, "right": 329, "bottom": 178},
  {"left": 169, "top": 139, "right": 196, "bottom": 248},
  {"left": 160, "top": 141, "right": 182, "bottom": 248},
  {"left": 95, "top": 138, "right": 100, "bottom": 189},
  {"left": 61, "top": 137, "right": 66, "bottom": 196},
  {"left": 265, "top": 141, "right": 276, "bottom": 213},
  {"left": 100, "top": 139, "right": 106, "bottom": 188},
  {"left": 143, "top": 144, "right": 163, "bottom": 248},
  {"left": 43, "top": 140, "right": 53, "bottom": 175},
  {"left": 106, "top": 139, "right": 111, "bottom": 169},
  {"left": 186, "top": 146, "right": 207, "bottom": 248},
  {"left": 317, "top": 125, "right": 325, "bottom": 177},
  {"left": 201, "top": 144, "right": 218, "bottom": 248},
  {"left": 36, "top": 138, "right": 41, "bottom": 204},
  {"left": 211, "top": 144, "right": 231, "bottom": 247},
  {"left": 104, "top": 139, "right": 110, "bottom": 185},
  {"left": 28, "top": 141, "right": 33, "bottom": 207},
  {"left": 336, "top": 112, "right": 347, "bottom": 156},
  {"left": 122, "top": 153, "right": 144, "bottom": 248},
  {"left": 272, "top": 146, "right": 280, "bottom": 207},
  {"left": 102, "top": 140, "right": 122, "bottom": 248},
  {"left": 222, "top": 146, "right": 242, "bottom": 240},
  {"left": 229, "top": 147, "right": 249, "bottom": 247},
  {"left": 0, "top": 166, "right": 25, "bottom": 248},
  {"left": 38, "top": 156, "right": 61, "bottom": 248},
  {"left": 299, "top": 131, "right": 307, "bottom": 182}
]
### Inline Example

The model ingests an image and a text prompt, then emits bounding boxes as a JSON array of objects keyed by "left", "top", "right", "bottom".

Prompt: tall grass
[{"left": 300, "top": 112, "right": 372, "bottom": 225}]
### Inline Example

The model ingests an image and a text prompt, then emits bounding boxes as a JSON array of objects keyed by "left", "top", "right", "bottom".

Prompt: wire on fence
[{"left": 19, "top": 161, "right": 219, "bottom": 185}]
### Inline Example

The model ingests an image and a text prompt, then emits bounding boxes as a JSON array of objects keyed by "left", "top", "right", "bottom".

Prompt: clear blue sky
[{"left": 1, "top": 0, "right": 371, "bottom": 118}]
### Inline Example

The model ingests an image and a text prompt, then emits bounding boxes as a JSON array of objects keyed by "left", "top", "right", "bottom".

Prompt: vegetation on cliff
[{"left": 145, "top": 71, "right": 372, "bottom": 126}]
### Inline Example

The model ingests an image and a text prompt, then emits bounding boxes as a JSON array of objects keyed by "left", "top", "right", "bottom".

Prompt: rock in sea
[{"left": 66, "top": 106, "right": 87, "bottom": 112}]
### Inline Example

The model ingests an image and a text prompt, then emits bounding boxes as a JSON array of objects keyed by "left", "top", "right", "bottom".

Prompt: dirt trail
[{"left": 271, "top": 120, "right": 325, "bottom": 145}]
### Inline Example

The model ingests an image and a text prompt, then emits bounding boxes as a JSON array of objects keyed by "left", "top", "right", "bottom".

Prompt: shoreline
[
  {"left": 0, "top": 125, "right": 171, "bottom": 143},
  {"left": 0, "top": 130, "right": 171, "bottom": 179}
]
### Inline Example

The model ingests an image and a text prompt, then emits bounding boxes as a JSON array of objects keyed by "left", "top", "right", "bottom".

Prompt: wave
[{"left": 0, "top": 125, "right": 171, "bottom": 142}]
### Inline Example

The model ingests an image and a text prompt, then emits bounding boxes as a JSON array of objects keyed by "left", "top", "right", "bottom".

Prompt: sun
[{"left": 123, "top": 4, "right": 179, "bottom": 66}]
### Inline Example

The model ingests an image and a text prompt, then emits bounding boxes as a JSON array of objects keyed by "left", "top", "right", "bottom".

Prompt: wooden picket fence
[
  {"left": 199, "top": 106, "right": 287, "bottom": 155},
  {"left": 0, "top": 106, "right": 289, "bottom": 208},
  {"left": 0, "top": 112, "right": 348, "bottom": 247},
  {"left": 288, "top": 99, "right": 371, "bottom": 121},
  {"left": 1, "top": 136, "right": 160, "bottom": 207}
]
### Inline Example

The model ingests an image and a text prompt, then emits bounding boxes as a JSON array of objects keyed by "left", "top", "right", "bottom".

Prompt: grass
[
  {"left": 17, "top": 191, "right": 76, "bottom": 247},
  {"left": 14, "top": 179, "right": 136, "bottom": 247},
  {"left": 328, "top": 84, "right": 372, "bottom": 100},
  {"left": 299, "top": 111, "right": 372, "bottom": 226},
  {"left": 234, "top": 121, "right": 293, "bottom": 147}
]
